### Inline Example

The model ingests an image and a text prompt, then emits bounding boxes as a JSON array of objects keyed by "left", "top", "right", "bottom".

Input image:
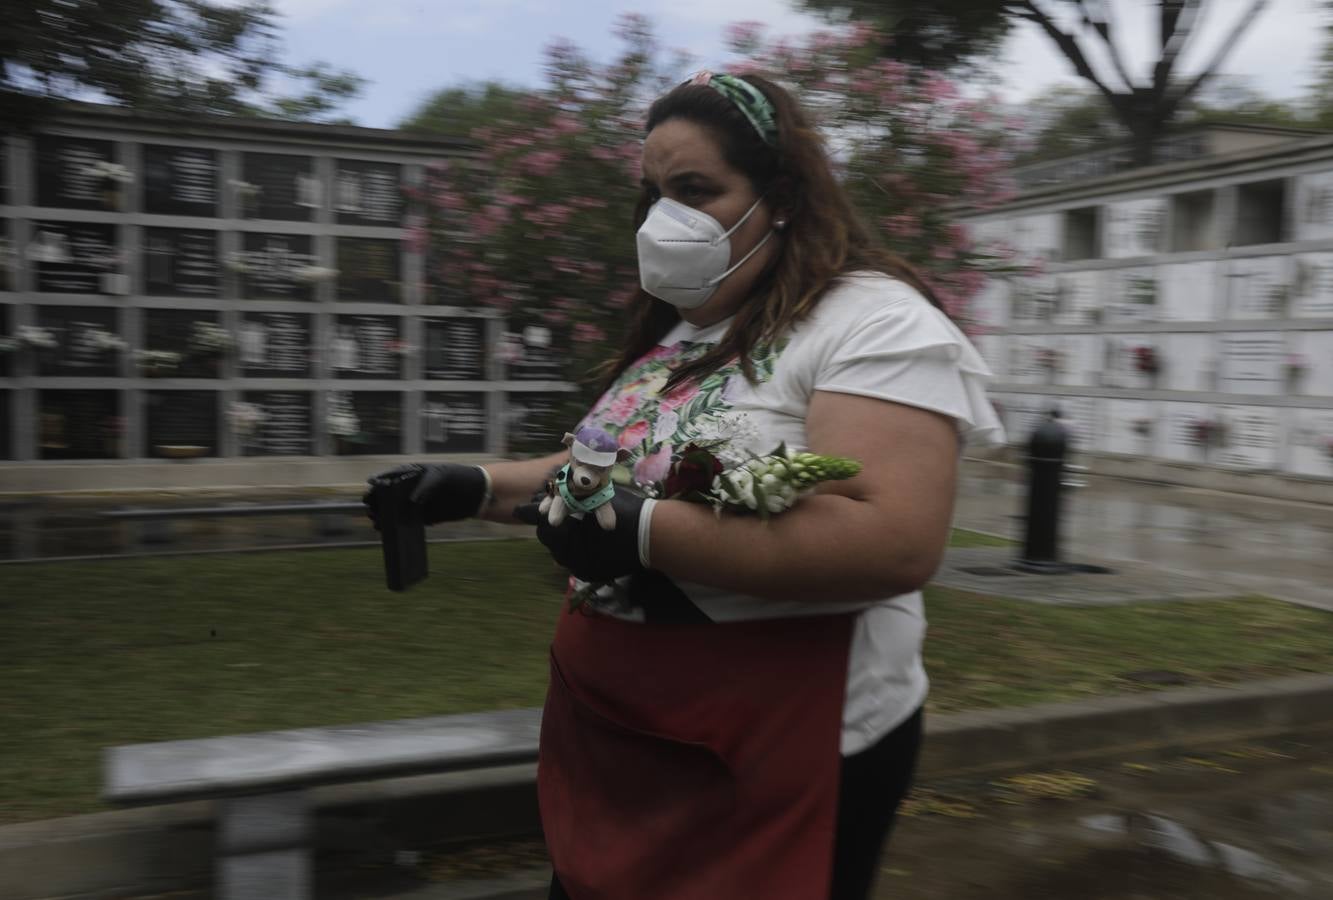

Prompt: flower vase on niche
[
  {"left": 1284, "top": 354, "right": 1308, "bottom": 394},
  {"left": 1133, "top": 345, "right": 1160, "bottom": 389},
  {"left": 1036, "top": 348, "right": 1060, "bottom": 386}
]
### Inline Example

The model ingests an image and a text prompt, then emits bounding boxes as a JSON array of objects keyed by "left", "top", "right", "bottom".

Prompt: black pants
[{"left": 548, "top": 706, "right": 924, "bottom": 900}]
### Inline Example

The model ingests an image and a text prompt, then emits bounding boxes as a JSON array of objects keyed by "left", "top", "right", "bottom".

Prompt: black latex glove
[
  {"left": 514, "top": 488, "right": 645, "bottom": 583},
  {"left": 363, "top": 463, "right": 487, "bottom": 529}
]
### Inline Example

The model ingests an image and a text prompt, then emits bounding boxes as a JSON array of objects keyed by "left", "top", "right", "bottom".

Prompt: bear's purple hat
[{"left": 570, "top": 426, "right": 621, "bottom": 467}]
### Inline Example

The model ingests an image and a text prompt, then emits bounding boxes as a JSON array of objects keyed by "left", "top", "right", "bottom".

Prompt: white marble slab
[
  {"left": 1159, "top": 260, "right": 1221, "bottom": 322},
  {"left": 1224, "top": 256, "right": 1291, "bottom": 320},
  {"left": 1104, "top": 197, "right": 1165, "bottom": 258}
]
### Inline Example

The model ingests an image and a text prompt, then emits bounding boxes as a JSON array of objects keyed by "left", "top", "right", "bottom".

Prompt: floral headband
[{"left": 689, "top": 71, "right": 778, "bottom": 146}]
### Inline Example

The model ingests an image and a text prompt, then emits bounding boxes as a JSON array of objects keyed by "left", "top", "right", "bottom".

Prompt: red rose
[{"left": 663, "top": 444, "right": 724, "bottom": 498}]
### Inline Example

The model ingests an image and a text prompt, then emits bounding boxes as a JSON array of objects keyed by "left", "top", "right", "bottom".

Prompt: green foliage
[
  {"left": 400, "top": 81, "right": 532, "bottom": 140},
  {"left": 0, "top": 0, "right": 364, "bottom": 126},
  {"left": 797, "top": 0, "right": 1014, "bottom": 71}
]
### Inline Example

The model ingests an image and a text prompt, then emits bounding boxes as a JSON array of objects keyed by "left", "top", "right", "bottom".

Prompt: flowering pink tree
[
  {"left": 414, "top": 16, "right": 1020, "bottom": 400},
  {"left": 725, "top": 21, "right": 1022, "bottom": 325}
]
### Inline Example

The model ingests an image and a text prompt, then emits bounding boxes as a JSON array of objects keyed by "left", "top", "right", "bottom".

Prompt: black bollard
[{"left": 1014, "top": 410, "right": 1070, "bottom": 573}]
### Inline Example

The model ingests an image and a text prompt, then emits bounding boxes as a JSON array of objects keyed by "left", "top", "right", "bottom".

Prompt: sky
[{"left": 265, "top": 0, "right": 1330, "bottom": 129}]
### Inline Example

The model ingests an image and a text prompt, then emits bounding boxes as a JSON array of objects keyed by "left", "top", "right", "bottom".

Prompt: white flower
[
  {"left": 18, "top": 325, "right": 57, "bottom": 349},
  {"left": 189, "top": 321, "right": 233, "bottom": 352},
  {"left": 292, "top": 265, "right": 339, "bottom": 283},
  {"left": 87, "top": 329, "right": 126, "bottom": 352},
  {"left": 84, "top": 161, "right": 134, "bottom": 184},
  {"left": 327, "top": 412, "right": 359, "bottom": 437},
  {"left": 228, "top": 401, "right": 266, "bottom": 436}
]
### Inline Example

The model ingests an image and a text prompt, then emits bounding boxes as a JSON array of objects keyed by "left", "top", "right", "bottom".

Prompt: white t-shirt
[{"left": 576, "top": 271, "right": 1005, "bottom": 754}]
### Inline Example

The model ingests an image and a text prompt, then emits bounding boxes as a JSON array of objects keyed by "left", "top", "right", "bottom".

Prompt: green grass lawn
[{"left": 2, "top": 537, "right": 1331, "bottom": 825}]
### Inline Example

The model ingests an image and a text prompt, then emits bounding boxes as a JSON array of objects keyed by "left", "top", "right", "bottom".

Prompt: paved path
[{"left": 953, "top": 463, "right": 1333, "bottom": 611}]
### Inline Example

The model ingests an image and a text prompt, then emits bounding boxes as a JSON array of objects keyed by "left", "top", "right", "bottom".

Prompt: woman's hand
[
  {"left": 514, "top": 489, "right": 647, "bottom": 583},
  {"left": 363, "top": 463, "right": 489, "bottom": 528}
]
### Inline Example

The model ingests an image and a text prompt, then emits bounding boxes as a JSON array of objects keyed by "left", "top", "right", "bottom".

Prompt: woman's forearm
[
  {"left": 647, "top": 493, "right": 947, "bottom": 603},
  {"left": 478, "top": 453, "right": 565, "bottom": 524}
]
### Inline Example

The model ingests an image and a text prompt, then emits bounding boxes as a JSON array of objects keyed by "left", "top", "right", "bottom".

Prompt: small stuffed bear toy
[{"left": 539, "top": 426, "right": 631, "bottom": 530}]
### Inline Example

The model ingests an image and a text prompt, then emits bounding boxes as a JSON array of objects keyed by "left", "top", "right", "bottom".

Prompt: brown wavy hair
[{"left": 597, "top": 72, "right": 940, "bottom": 394}]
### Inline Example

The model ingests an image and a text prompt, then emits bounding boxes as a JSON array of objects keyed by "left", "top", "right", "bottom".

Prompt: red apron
[{"left": 538, "top": 606, "right": 856, "bottom": 900}]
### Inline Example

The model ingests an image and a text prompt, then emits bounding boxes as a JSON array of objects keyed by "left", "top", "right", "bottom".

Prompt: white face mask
[{"left": 636, "top": 195, "right": 773, "bottom": 310}]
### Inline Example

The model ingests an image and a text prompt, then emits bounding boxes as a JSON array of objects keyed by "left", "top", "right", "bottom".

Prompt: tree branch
[
  {"left": 1085, "top": 0, "right": 1139, "bottom": 92},
  {"left": 1154, "top": 0, "right": 1202, "bottom": 94},
  {"left": 1014, "top": 0, "right": 1131, "bottom": 116},
  {"left": 1165, "top": 0, "right": 1270, "bottom": 116}
]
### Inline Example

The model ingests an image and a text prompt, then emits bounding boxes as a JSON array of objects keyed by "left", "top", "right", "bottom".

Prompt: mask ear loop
[{"left": 706, "top": 228, "right": 774, "bottom": 287}]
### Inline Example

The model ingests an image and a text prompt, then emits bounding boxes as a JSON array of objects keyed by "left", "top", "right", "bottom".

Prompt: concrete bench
[{"left": 103, "top": 708, "right": 542, "bottom": 900}]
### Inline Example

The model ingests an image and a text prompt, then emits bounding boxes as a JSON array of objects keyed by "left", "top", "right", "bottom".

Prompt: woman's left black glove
[{"left": 514, "top": 488, "right": 646, "bottom": 583}]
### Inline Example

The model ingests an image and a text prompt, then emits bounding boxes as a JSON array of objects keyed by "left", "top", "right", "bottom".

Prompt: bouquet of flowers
[
  {"left": 1132, "top": 345, "right": 1159, "bottom": 376},
  {"left": 135, "top": 349, "right": 181, "bottom": 376},
  {"left": 227, "top": 401, "right": 266, "bottom": 438},
  {"left": 327, "top": 410, "right": 360, "bottom": 437},
  {"left": 1285, "top": 353, "right": 1308, "bottom": 380},
  {"left": 189, "top": 321, "right": 233, "bottom": 354},
  {"left": 1189, "top": 417, "right": 1227, "bottom": 449},
  {"left": 1035, "top": 348, "right": 1061, "bottom": 373},
  {"left": 569, "top": 441, "right": 861, "bottom": 611},
  {"left": 82, "top": 327, "right": 126, "bottom": 353},
  {"left": 650, "top": 442, "right": 861, "bottom": 518},
  {"left": 18, "top": 325, "right": 58, "bottom": 350}
]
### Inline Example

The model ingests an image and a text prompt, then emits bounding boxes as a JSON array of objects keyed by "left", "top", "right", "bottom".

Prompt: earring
[{"left": 774, "top": 218, "right": 787, "bottom": 230}]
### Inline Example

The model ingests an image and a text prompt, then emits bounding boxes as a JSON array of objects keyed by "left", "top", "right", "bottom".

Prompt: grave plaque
[
  {"left": 1103, "top": 267, "right": 1158, "bottom": 324},
  {"left": 1062, "top": 335, "right": 1102, "bottom": 388},
  {"left": 422, "top": 392, "right": 488, "bottom": 453},
  {"left": 238, "top": 233, "right": 317, "bottom": 301},
  {"left": 38, "top": 390, "right": 121, "bottom": 460},
  {"left": 969, "top": 279, "right": 1009, "bottom": 330},
  {"left": 1287, "top": 330, "right": 1333, "bottom": 397},
  {"left": 241, "top": 391, "right": 312, "bottom": 456},
  {"left": 333, "top": 315, "right": 402, "bottom": 378},
  {"left": 1013, "top": 214, "right": 1060, "bottom": 262},
  {"left": 1213, "top": 405, "right": 1280, "bottom": 471},
  {"left": 1295, "top": 170, "right": 1333, "bottom": 242},
  {"left": 1105, "top": 399, "right": 1159, "bottom": 456},
  {"left": 1288, "top": 409, "right": 1333, "bottom": 477},
  {"left": 35, "top": 306, "right": 121, "bottom": 376},
  {"left": 34, "top": 136, "right": 116, "bottom": 209},
  {"left": 508, "top": 326, "right": 564, "bottom": 381},
  {"left": 1291, "top": 253, "right": 1333, "bottom": 318},
  {"left": 424, "top": 318, "right": 486, "bottom": 380},
  {"left": 1103, "top": 198, "right": 1164, "bottom": 258},
  {"left": 1058, "top": 396, "right": 1101, "bottom": 450},
  {"left": 335, "top": 161, "right": 403, "bottom": 226},
  {"left": 1052, "top": 271, "right": 1098, "bottom": 325},
  {"left": 144, "top": 228, "right": 220, "bottom": 297},
  {"left": 1159, "top": 334, "right": 1214, "bottom": 392},
  {"left": 1162, "top": 402, "right": 1215, "bottom": 463},
  {"left": 146, "top": 390, "right": 218, "bottom": 457},
  {"left": 1159, "top": 261, "right": 1220, "bottom": 321},
  {"left": 1009, "top": 276, "right": 1058, "bottom": 324},
  {"left": 505, "top": 392, "right": 571, "bottom": 455},
  {"left": 239, "top": 313, "right": 312, "bottom": 377},
  {"left": 143, "top": 145, "right": 219, "bottom": 216},
  {"left": 241, "top": 153, "right": 317, "bottom": 221},
  {"left": 1225, "top": 256, "right": 1290, "bottom": 319},
  {"left": 337, "top": 238, "right": 401, "bottom": 303},
  {"left": 1219, "top": 333, "right": 1284, "bottom": 395},
  {"left": 329, "top": 391, "right": 401, "bottom": 455},
  {"left": 32, "top": 221, "right": 120, "bottom": 294},
  {"left": 144, "top": 309, "right": 223, "bottom": 378}
]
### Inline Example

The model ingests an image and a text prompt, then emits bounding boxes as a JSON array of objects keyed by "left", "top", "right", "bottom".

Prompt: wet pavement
[
  {"left": 287, "top": 726, "right": 1333, "bottom": 900},
  {"left": 953, "top": 464, "right": 1333, "bottom": 611}
]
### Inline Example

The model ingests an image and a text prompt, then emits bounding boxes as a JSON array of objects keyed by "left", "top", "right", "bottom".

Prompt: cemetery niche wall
[
  {"left": 968, "top": 129, "right": 1333, "bottom": 482},
  {"left": 0, "top": 107, "right": 576, "bottom": 465}
]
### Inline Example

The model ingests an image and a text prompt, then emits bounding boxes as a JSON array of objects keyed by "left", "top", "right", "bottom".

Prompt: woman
[{"left": 367, "top": 71, "right": 1002, "bottom": 900}]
